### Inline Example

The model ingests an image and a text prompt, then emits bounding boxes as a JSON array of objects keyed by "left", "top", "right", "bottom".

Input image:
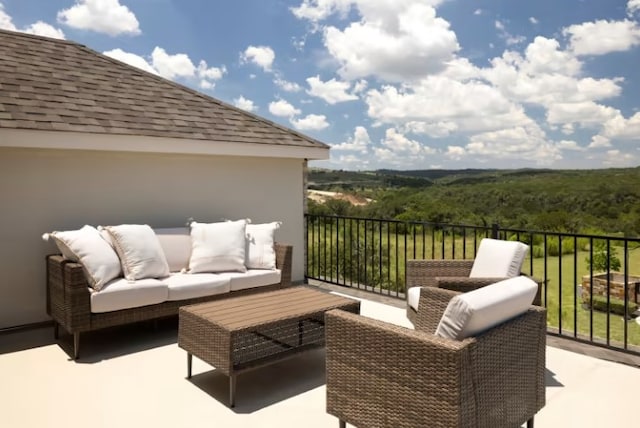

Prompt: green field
[{"left": 306, "top": 221, "right": 640, "bottom": 349}]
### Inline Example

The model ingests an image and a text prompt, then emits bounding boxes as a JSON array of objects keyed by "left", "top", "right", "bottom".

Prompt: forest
[{"left": 308, "top": 167, "right": 640, "bottom": 237}]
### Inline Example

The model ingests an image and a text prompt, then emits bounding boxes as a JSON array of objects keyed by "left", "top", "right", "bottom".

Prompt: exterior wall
[{"left": 0, "top": 146, "right": 307, "bottom": 328}]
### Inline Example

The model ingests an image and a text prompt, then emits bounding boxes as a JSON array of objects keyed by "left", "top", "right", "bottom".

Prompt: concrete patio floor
[{"left": 1, "top": 287, "right": 639, "bottom": 428}]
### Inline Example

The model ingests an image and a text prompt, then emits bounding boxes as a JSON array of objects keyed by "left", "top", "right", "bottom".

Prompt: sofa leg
[
  {"left": 53, "top": 322, "right": 59, "bottom": 340},
  {"left": 339, "top": 420, "right": 346, "bottom": 428},
  {"left": 527, "top": 417, "right": 534, "bottom": 428},
  {"left": 73, "top": 332, "right": 80, "bottom": 360}
]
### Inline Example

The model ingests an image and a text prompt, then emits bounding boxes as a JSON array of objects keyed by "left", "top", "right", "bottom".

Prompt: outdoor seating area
[{"left": 1, "top": 286, "right": 639, "bottom": 428}]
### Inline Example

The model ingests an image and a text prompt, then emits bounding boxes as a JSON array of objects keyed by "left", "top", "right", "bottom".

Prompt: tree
[{"left": 586, "top": 240, "right": 621, "bottom": 272}]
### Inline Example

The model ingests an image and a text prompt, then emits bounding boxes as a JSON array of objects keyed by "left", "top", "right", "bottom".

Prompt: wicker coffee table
[{"left": 178, "top": 286, "right": 360, "bottom": 407}]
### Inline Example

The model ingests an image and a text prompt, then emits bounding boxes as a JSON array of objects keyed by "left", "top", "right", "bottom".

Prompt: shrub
[
  {"left": 584, "top": 294, "right": 638, "bottom": 318},
  {"left": 586, "top": 240, "right": 622, "bottom": 272}
]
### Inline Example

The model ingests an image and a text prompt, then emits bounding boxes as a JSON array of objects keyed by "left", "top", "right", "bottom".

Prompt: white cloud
[
  {"left": 269, "top": 99, "right": 301, "bottom": 117},
  {"left": 588, "top": 135, "right": 612, "bottom": 148},
  {"left": 24, "top": 21, "right": 66, "bottom": 39},
  {"left": 103, "top": 48, "right": 158, "bottom": 74},
  {"left": 314, "top": 1, "right": 460, "bottom": 81},
  {"left": 274, "top": 77, "right": 302, "bottom": 92},
  {"left": 103, "top": 47, "right": 224, "bottom": 89},
  {"left": 233, "top": 96, "right": 258, "bottom": 112},
  {"left": 290, "top": 113, "right": 329, "bottom": 130},
  {"left": 474, "top": 9, "right": 483, "bottom": 16},
  {"left": 546, "top": 101, "right": 619, "bottom": 128},
  {"left": 306, "top": 75, "right": 358, "bottom": 104},
  {"left": 241, "top": 45, "right": 275, "bottom": 72},
  {"left": 563, "top": 19, "right": 640, "bottom": 56},
  {"left": 603, "top": 149, "right": 635, "bottom": 166},
  {"left": 529, "top": 17, "right": 539, "bottom": 25},
  {"left": 1, "top": 5, "right": 65, "bottom": 39},
  {"left": 602, "top": 112, "right": 640, "bottom": 140},
  {"left": 366, "top": 76, "right": 530, "bottom": 135},
  {"left": 464, "top": 125, "right": 562, "bottom": 165},
  {"left": 557, "top": 140, "right": 585, "bottom": 151},
  {"left": 629, "top": 0, "right": 640, "bottom": 16},
  {"left": 332, "top": 126, "right": 370, "bottom": 152},
  {"left": 151, "top": 47, "right": 196, "bottom": 80},
  {"left": 0, "top": 4, "right": 15, "bottom": 31},
  {"left": 495, "top": 20, "right": 526, "bottom": 46},
  {"left": 57, "top": 0, "right": 140, "bottom": 36}
]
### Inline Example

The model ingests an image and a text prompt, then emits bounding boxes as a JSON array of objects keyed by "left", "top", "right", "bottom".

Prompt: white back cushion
[
  {"left": 188, "top": 220, "right": 247, "bottom": 273},
  {"left": 469, "top": 238, "right": 529, "bottom": 278},
  {"left": 102, "top": 224, "right": 170, "bottom": 281},
  {"left": 435, "top": 276, "right": 538, "bottom": 340},
  {"left": 45, "top": 225, "right": 122, "bottom": 291},
  {"left": 245, "top": 222, "right": 280, "bottom": 270},
  {"left": 154, "top": 227, "right": 192, "bottom": 272}
]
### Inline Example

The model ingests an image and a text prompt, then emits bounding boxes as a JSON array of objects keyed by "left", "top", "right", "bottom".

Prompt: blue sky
[{"left": 2, "top": 0, "right": 640, "bottom": 170}]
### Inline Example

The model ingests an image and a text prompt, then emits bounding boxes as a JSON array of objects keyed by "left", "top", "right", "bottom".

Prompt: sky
[{"left": 1, "top": 0, "right": 640, "bottom": 171}]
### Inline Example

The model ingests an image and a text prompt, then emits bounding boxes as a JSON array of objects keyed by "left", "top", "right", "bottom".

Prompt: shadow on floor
[
  {"left": 189, "top": 348, "right": 327, "bottom": 413},
  {"left": 545, "top": 368, "right": 564, "bottom": 387},
  {"left": 54, "top": 318, "right": 180, "bottom": 363}
]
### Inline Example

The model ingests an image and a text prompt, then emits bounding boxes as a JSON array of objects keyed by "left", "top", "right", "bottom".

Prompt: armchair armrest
[
  {"left": 274, "top": 242, "right": 292, "bottom": 287},
  {"left": 46, "top": 255, "right": 92, "bottom": 332},
  {"left": 435, "top": 276, "right": 508, "bottom": 292},
  {"left": 406, "top": 259, "right": 474, "bottom": 289},
  {"left": 414, "top": 286, "right": 459, "bottom": 332}
]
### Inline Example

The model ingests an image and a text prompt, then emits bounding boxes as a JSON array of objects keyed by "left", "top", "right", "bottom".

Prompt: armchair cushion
[
  {"left": 435, "top": 276, "right": 538, "bottom": 340},
  {"left": 469, "top": 238, "right": 529, "bottom": 278}
]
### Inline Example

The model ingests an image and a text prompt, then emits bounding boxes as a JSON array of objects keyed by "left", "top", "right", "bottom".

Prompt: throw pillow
[
  {"left": 43, "top": 225, "right": 122, "bottom": 291},
  {"left": 102, "top": 224, "right": 170, "bottom": 281},
  {"left": 435, "top": 276, "right": 538, "bottom": 340},
  {"left": 245, "top": 222, "right": 281, "bottom": 270},
  {"left": 188, "top": 219, "right": 247, "bottom": 273}
]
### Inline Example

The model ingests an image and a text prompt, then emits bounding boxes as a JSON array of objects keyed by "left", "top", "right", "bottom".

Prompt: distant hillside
[{"left": 307, "top": 167, "right": 640, "bottom": 236}]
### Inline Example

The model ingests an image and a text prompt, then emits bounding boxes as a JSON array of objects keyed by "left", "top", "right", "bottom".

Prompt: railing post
[{"left": 491, "top": 223, "right": 499, "bottom": 239}]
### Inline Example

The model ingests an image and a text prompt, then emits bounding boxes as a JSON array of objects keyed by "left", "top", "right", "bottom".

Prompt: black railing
[{"left": 305, "top": 214, "right": 640, "bottom": 356}]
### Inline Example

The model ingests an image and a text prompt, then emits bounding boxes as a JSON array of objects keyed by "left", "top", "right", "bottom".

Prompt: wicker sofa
[{"left": 45, "top": 225, "right": 292, "bottom": 359}]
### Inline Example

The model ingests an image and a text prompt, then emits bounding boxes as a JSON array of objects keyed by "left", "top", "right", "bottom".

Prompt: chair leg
[
  {"left": 73, "top": 332, "right": 80, "bottom": 360},
  {"left": 527, "top": 417, "right": 534, "bottom": 428}
]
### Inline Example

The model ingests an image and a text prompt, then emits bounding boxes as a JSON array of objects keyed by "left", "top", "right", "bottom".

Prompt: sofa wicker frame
[
  {"left": 405, "top": 259, "right": 542, "bottom": 325},
  {"left": 326, "top": 286, "right": 547, "bottom": 428},
  {"left": 46, "top": 243, "right": 293, "bottom": 359}
]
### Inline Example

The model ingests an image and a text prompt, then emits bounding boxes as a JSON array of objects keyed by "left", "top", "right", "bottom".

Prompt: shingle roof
[{"left": 0, "top": 29, "right": 328, "bottom": 150}]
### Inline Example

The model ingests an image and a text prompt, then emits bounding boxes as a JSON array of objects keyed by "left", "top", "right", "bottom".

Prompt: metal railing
[{"left": 305, "top": 214, "right": 640, "bottom": 356}]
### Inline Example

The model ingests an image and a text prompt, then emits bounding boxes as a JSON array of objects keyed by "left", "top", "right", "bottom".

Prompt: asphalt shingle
[{"left": 0, "top": 29, "right": 328, "bottom": 150}]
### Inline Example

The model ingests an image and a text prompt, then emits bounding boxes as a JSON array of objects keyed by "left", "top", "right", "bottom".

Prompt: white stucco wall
[{"left": 0, "top": 146, "right": 308, "bottom": 328}]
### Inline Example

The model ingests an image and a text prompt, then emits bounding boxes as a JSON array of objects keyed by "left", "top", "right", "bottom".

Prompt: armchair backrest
[{"left": 469, "top": 238, "right": 529, "bottom": 278}]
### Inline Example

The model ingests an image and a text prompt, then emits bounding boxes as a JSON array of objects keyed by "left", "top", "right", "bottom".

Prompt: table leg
[
  {"left": 187, "top": 353, "right": 192, "bottom": 378},
  {"left": 229, "top": 374, "right": 236, "bottom": 408}
]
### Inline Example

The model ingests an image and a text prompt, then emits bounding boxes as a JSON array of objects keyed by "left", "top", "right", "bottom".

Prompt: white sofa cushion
[
  {"left": 435, "top": 276, "right": 538, "bottom": 340},
  {"left": 216, "top": 269, "right": 282, "bottom": 292},
  {"left": 407, "top": 286, "right": 421, "bottom": 311},
  {"left": 162, "top": 273, "right": 231, "bottom": 301},
  {"left": 102, "top": 224, "right": 171, "bottom": 281},
  {"left": 189, "top": 220, "right": 247, "bottom": 273},
  {"left": 154, "top": 227, "right": 191, "bottom": 272},
  {"left": 44, "top": 225, "right": 122, "bottom": 291},
  {"left": 245, "top": 222, "right": 281, "bottom": 270},
  {"left": 90, "top": 278, "right": 168, "bottom": 313},
  {"left": 469, "top": 238, "right": 529, "bottom": 278}
]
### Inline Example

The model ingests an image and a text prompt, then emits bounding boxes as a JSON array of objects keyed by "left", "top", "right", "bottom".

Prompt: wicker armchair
[
  {"left": 405, "top": 239, "right": 540, "bottom": 325},
  {"left": 326, "top": 286, "right": 547, "bottom": 428}
]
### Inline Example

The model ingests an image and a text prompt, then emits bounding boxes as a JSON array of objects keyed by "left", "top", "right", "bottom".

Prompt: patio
[{"left": 2, "top": 285, "right": 639, "bottom": 428}]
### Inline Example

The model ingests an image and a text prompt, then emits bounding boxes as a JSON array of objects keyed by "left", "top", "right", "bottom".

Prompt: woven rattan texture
[{"left": 326, "top": 286, "right": 546, "bottom": 428}]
